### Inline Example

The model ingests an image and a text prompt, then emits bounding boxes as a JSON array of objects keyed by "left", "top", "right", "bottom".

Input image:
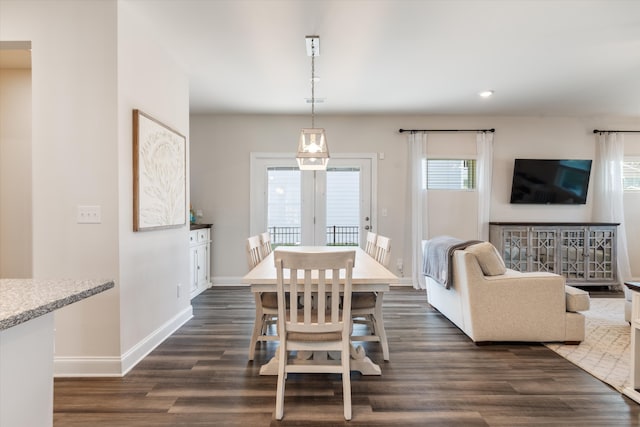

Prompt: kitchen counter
[
  {"left": 0, "top": 278, "right": 114, "bottom": 427},
  {"left": 0, "top": 278, "right": 114, "bottom": 330}
]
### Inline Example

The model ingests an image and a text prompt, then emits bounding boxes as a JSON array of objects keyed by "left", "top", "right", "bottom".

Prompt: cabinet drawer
[
  {"left": 189, "top": 230, "right": 198, "bottom": 245},
  {"left": 197, "top": 229, "right": 210, "bottom": 242}
]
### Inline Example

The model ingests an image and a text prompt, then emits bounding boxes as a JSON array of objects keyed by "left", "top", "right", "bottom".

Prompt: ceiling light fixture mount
[{"left": 296, "top": 35, "right": 329, "bottom": 171}]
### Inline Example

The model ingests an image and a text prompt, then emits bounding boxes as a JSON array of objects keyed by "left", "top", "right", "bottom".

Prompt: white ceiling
[{"left": 126, "top": 1, "right": 640, "bottom": 116}]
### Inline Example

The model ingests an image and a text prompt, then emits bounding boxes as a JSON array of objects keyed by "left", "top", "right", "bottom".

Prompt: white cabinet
[{"left": 189, "top": 226, "right": 212, "bottom": 298}]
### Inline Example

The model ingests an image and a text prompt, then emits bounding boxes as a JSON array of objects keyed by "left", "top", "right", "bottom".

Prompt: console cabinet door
[
  {"left": 559, "top": 227, "right": 588, "bottom": 282},
  {"left": 528, "top": 227, "right": 557, "bottom": 273},
  {"left": 496, "top": 226, "right": 529, "bottom": 272},
  {"left": 585, "top": 226, "right": 616, "bottom": 284}
]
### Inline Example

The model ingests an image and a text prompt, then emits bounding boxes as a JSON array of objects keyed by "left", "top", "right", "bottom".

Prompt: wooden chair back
[
  {"left": 259, "top": 231, "right": 273, "bottom": 258},
  {"left": 374, "top": 235, "right": 391, "bottom": 268},
  {"left": 275, "top": 250, "right": 355, "bottom": 338},
  {"left": 364, "top": 231, "right": 377, "bottom": 256},
  {"left": 246, "top": 235, "right": 263, "bottom": 269}
]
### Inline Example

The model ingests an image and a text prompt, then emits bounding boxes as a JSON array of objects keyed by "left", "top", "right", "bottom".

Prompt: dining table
[{"left": 242, "top": 245, "right": 400, "bottom": 375}]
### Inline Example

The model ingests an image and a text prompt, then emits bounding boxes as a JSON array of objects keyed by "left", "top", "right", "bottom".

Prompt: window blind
[
  {"left": 623, "top": 160, "right": 640, "bottom": 191},
  {"left": 424, "top": 159, "right": 476, "bottom": 190}
]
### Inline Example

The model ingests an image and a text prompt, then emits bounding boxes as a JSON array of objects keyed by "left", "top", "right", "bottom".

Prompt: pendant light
[{"left": 296, "top": 35, "right": 329, "bottom": 170}]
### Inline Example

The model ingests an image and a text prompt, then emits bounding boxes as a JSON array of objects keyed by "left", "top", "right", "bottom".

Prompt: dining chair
[
  {"left": 364, "top": 231, "right": 377, "bottom": 256},
  {"left": 351, "top": 234, "right": 392, "bottom": 360},
  {"left": 247, "top": 235, "right": 278, "bottom": 360},
  {"left": 259, "top": 231, "right": 273, "bottom": 259},
  {"left": 246, "top": 235, "right": 263, "bottom": 269},
  {"left": 373, "top": 235, "right": 391, "bottom": 268},
  {"left": 274, "top": 249, "right": 355, "bottom": 421}
]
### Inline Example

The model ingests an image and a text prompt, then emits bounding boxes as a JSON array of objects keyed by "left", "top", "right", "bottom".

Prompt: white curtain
[
  {"left": 476, "top": 131, "right": 494, "bottom": 241},
  {"left": 409, "top": 132, "right": 428, "bottom": 289},
  {"left": 592, "top": 132, "right": 632, "bottom": 284}
]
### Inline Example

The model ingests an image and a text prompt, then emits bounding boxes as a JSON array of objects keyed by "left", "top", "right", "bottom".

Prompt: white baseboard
[
  {"left": 54, "top": 305, "right": 193, "bottom": 377},
  {"left": 53, "top": 356, "right": 123, "bottom": 377},
  {"left": 212, "top": 276, "right": 244, "bottom": 286}
]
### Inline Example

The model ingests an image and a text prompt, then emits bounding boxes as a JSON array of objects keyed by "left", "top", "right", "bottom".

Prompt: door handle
[{"left": 364, "top": 225, "right": 370, "bottom": 230}]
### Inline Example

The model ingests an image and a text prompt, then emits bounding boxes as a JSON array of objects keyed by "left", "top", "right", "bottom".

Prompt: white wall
[
  {"left": 0, "top": 0, "right": 191, "bottom": 375},
  {"left": 117, "top": 1, "right": 192, "bottom": 362},
  {"left": 190, "top": 114, "right": 640, "bottom": 282},
  {"left": 0, "top": 68, "right": 32, "bottom": 278},
  {"left": 0, "top": 0, "right": 121, "bottom": 363}
]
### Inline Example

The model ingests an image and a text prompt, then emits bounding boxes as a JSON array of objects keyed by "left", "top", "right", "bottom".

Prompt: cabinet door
[
  {"left": 559, "top": 227, "right": 587, "bottom": 280},
  {"left": 203, "top": 244, "right": 210, "bottom": 283},
  {"left": 189, "top": 246, "right": 199, "bottom": 293},
  {"left": 196, "top": 245, "right": 207, "bottom": 285},
  {"left": 529, "top": 227, "right": 557, "bottom": 273},
  {"left": 585, "top": 226, "right": 616, "bottom": 283},
  {"left": 500, "top": 227, "right": 530, "bottom": 272}
]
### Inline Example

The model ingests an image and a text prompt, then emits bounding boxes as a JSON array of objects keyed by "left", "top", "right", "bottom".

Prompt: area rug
[{"left": 545, "top": 298, "right": 630, "bottom": 392}]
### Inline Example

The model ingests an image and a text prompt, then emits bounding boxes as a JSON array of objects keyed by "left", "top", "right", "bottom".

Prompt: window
[
  {"left": 267, "top": 167, "right": 301, "bottom": 245},
  {"left": 326, "top": 167, "right": 360, "bottom": 246},
  {"left": 423, "top": 159, "right": 476, "bottom": 190},
  {"left": 623, "top": 160, "right": 640, "bottom": 191}
]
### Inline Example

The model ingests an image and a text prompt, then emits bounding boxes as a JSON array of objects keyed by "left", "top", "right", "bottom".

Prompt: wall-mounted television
[{"left": 509, "top": 159, "right": 593, "bottom": 204}]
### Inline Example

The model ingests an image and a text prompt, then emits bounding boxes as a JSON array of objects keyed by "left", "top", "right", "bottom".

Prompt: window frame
[
  {"left": 623, "top": 157, "right": 640, "bottom": 192},
  {"left": 422, "top": 156, "right": 477, "bottom": 191}
]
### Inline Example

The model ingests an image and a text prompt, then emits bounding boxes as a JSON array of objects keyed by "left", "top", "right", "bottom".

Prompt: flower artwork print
[{"left": 133, "top": 110, "right": 186, "bottom": 231}]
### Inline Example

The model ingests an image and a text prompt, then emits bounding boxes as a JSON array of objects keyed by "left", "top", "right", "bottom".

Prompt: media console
[{"left": 489, "top": 222, "right": 618, "bottom": 287}]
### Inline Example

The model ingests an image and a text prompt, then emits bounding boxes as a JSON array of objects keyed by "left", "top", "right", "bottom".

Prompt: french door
[{"left": 250, "top": 154, "right": 376, "bottom": 247}]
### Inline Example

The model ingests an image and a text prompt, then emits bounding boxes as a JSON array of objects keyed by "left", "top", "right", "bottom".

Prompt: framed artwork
[{"left": 133, "top": 109, "right": 186, "bottom": 231}]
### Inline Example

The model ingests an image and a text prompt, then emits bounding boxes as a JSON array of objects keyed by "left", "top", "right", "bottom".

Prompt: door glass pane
[
  {"left": 326, "top": 167, "right": 359, "bottom": 246},
  {"left": 267, "top": 167, "right": 301, "bottom": 246}
]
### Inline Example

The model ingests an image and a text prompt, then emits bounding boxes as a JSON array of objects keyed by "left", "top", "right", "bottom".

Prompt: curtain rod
[
  {"left": 593, "top": 129, "right": 640, "bottom": 134},
  {"left": 399, "top": 128, "right": 495, "bottom": 133}
]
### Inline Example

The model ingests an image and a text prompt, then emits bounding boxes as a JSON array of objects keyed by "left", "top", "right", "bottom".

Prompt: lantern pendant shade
[{"left": 296, "top": 128, "right": 329, "bottom": 170}]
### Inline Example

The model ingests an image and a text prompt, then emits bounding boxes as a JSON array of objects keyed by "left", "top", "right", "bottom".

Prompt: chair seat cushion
[
  {"left": 565, "top": 285, "right": 590, "bottom": 312},
  {"left": 261, "top": 292, "right": 278, "bottom": 308},
  {"left": 352, "top": 292, "right": 376, "bottom": 308},
  {"left": 465, "top": 242, "right": 507, "bottom": 276}
]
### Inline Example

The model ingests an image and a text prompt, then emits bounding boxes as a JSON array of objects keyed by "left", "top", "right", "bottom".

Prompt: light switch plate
[{"left": 77, "top": 205, "right": 101, "bottom": 224}]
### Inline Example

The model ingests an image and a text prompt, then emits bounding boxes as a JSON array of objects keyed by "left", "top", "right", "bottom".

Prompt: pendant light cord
[{"left": 311, "top": 40, "right": 316, "bottom": 129}]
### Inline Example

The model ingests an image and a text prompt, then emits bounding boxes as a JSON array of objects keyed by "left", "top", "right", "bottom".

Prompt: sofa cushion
[
  {"left": 565, "top": 285, "right": 590, "bottom": 312},
  {"left": 466, "top": 242, "right": 507, "bottom": 276}
]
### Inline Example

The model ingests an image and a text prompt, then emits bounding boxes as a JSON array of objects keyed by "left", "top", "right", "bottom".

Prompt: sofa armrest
[
  {"left": 564, "top": 285, "right": 590, "bottom": 312},
  {"left": 453, "top": 251, "right": 568, "bottom": 342}
]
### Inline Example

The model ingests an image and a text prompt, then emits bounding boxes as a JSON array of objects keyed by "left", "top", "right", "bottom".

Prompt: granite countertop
[{"left": 0, "top": 279, "right": 114, "bottom": 330}]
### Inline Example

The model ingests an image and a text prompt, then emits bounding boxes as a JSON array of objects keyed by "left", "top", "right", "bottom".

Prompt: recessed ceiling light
[{"left": 479, "top": 90, "right": 494, "bottom": 98}]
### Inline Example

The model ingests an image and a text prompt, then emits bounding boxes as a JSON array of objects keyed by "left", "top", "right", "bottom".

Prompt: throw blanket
[{"left": 423, "top": 236, "right": 481, "bottom": 289}]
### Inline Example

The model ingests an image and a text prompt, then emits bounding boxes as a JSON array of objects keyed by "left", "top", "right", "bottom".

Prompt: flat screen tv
[{"left": 509, "top": 159, "right": 592, "bottom": 204}]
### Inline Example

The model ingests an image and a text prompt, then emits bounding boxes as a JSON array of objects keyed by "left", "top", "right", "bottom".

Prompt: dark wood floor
[{"left": 54, "top": 286, "right": 640, "bottom": 426}]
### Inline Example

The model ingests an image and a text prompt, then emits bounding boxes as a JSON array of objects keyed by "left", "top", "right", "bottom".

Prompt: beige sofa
[{"left": 425, "top": 243, "right": 590, "bottom": 343}]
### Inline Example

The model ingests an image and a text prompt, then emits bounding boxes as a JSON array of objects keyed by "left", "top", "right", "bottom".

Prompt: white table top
[{"left": 242, "top": 246, "right": 399, "bottom": 285}]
